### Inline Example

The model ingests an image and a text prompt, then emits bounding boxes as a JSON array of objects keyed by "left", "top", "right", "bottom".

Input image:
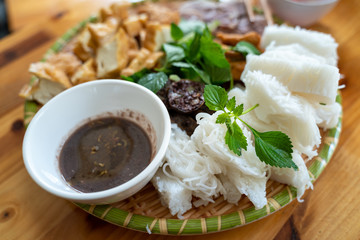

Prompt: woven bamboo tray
[{"left": 23, "top": 8, "right": 343, "bottom": 236}]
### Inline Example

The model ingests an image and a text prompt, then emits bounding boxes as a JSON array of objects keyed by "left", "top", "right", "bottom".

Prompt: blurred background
[
  {"left": 0, "top": 0, "right": 119, "bottom": 39},
  {"left": 0, "top": 0, "right": 10, "bottom": 38}
]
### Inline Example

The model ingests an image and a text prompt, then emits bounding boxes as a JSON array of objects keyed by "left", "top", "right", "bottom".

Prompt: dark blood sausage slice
[
  {"left": 168, "top": 79, "right": 205, "bottom": 114},
  {"left": 170, "top": 111, "right": 198, "bottom": 136},
  {"left": 156, "top": 80, "right": 171, "bottom": 108}
]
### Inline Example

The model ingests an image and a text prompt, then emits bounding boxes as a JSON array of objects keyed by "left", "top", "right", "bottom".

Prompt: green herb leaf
[
  {"left": 163, "top": 44, "right": 185, "bottom": 64},
  {"left": 232, "top": 41, "right": 261, "bottom": 57},
  {"left": 249, "top": 127, "right": 297, "bottom": 170},
  {"left": 216, "top": 113, "right": 229, "bottom": 124},
  {"left": 202, "top": 58, "right": 232, "bottom": 85},
  {"left": 137, "top": 72, "right": 168, "bottom": 93},
  {"left": 121, "top": 76, "right": 134, "bottom": 82},
  {"left": 200, "top": 34, "right": 230, "bottom": 69},
  {"left": 225, "top": 122, "right": 248, "bottom": 156},
  {"left": 121, "top": 68, "right": 151, "bottom": 82},
  {"left": 233, "top": 104, "right": 244, "bottom": 117},
  {"left": 203, "top": 85, "right": 228, "bottom": 111},
  {"left": 226, "top": 97, "right": 236, "bottom": 112},
  {"left": 187, "top": 62, "right": 211, "bottom": 84},
  {"left": 171, "top": 23, "right": 184, "bottom": 41},
  {"left": 178, "top": 20, "right": 206, "bottom": 35},
  {"left": 171, "top": 62, "right": 191, "bottom": 68},
  {"left": 202, "top": 26, "right": 213, "bottom": 40},
  {"left": 187, "top": 31, "right": 201, "bottom": 61}
]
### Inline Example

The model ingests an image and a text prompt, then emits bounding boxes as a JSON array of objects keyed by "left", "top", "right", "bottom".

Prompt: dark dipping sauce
[{"left": 59, "top": 117, "right": 152, "bottom": 193}]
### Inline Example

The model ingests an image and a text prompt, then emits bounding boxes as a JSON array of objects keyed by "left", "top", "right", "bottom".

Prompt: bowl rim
[{"left": 22, "top": 79, "right": 171, "bottom": 202}]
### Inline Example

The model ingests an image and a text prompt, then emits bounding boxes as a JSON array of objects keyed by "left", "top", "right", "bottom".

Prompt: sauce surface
[{"left": 59, "top": 117, "right": 152, "bottom": 193}]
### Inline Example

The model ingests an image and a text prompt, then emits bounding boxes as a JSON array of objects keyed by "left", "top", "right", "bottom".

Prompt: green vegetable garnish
[
  {"left": 137, "top": 72, "right": 168, "bottom": 93},
  {"left": 232, "top": 41, "right": 261, "bottom": 57},
  {"left": 121, "top": 68, "right": 151, "bottom": 82},
  {"left": 170, "top": 23, "right": 184, "bottom": 41},
  {"left": 161, "top": 22, "right": 232, "bottom": 86},
  {"left": 204, "top": 85, "right": 298, "bottom": 170},
  {"left": 163, "top": 43, "right": 185, "bottom": 65},
  {"left": 122, "top": 69, "right": 167, "bottom": 93}
]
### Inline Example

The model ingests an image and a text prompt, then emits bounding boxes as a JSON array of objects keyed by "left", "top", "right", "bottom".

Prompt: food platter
[{"left": 22, "top": 1, "right": 342, "bottom": 235}]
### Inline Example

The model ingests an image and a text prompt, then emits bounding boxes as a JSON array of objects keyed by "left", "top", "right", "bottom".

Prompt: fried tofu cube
[
  {"left": 137, "top": 3, "right": 180, "bottom": 24},
  {"left": 29, "top": 62, "right": 71, "bottom": 88},
  {"left": 96, "top": 28, "right": 130, "bottom": 78},
  {"left": 98, "top": 6, "right": 114, "bottom": 22},
  {"left": 21, "top": 62, "right": 72, "bottom": 104},
  {"left": 144, "top": 51, "right": 164, "bottom": 69},
  {"left": 110, "top": 1, "right": 131, "bottom": 20},
  {"left": 87, "top": 17, "right": 120, "bottom": 47},
  {"left": 46, "top": 52, "right": 82, "bottom": 77},
  {"left": 123, "top": 15, "right": 147, "bottom": 37},
  {"left": 121, "top": 48, "right": 164, "bottom": 76},
  {"left": 142, "top": 22, "right": 172, "bottom": 52},
  {"left": 121, "top": 48, "right": 151, "bottom": 76},
  {"left": 73, "top": 29, "right": 96, "bottom": 61},
  {"left": 71, "top": 58, "right": 97, "bottom": 85}
]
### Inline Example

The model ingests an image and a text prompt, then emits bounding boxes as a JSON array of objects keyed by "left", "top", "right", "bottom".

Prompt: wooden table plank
[{"left": 5, "top": 0, "right": 118, "bottom": 31}]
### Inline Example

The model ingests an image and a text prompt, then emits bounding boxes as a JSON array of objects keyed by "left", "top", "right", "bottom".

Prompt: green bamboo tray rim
[{"left": 23, "top": 12, "right": 343, "bottom": 236}]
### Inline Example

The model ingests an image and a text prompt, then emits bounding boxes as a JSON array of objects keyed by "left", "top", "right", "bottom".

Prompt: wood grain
[{"left": 1, "top": 0, "right": 360, "bottom": 239}]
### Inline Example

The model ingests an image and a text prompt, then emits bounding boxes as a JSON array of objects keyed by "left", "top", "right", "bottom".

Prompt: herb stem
[{"left": 242, "top": 104, "right": 259, "bottom": 115}]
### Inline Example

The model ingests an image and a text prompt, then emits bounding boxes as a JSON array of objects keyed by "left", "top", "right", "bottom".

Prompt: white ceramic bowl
[
  {"left": 268, "top": 0, "right": 338, "bottom": 27},
  {"left": 23, "top": 80, "right": 171, "bottom": 204}
]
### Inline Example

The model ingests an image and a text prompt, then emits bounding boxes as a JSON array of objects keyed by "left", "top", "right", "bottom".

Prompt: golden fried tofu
[
  {"left": 71, "top": 58, "right": 97, "bottom": 85},
  {"left": 98, "top": 6, "right": 114, "bottom": 22},
  {"left": 96, "top": 28, "right": 130, "bottom": 78},
  {"left": 121, "top": 48, "right": 164, "bottom": 76},
  {"left": 47, "top": 52, "right": 82, "bottom": 77},
  {"left": 21, "top": 62, "right": 72, "bottom": 104},
  {"left": 73, "top": 28, "right": 96, "bottom": 61},
  {"left": 144, "top": 51, "right": 164, "bottom": 69},
  {"left": 87, "top": 17, "right": 120, "bottom": 47},
  {"left": 121, "top": 48, "right": 150, "bottom": 76},
  {"left": 142, "top": 22, "right": 172, "bottom": 52},
  {"left": 29, "top": 62, "right": 71, "bottom": 88},
  {"left": 137, "top": 3, "right": 180, "bottom": 24},
  {"left": 128, "top": 36, "right": 139, "bottom": 50},
  {"left": 123, "top": 14, "right": 147, "bottom": 37},
  {"left": 128, "top": 49, "right": 139, "bottom": 62},
  {"left": 110, "top": 1, "right": 131, "bottom": 21}
]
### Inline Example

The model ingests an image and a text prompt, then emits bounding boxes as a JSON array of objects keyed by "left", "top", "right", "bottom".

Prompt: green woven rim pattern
[{"left": 24, "top": 15, "right": 343, "bottom": 235}]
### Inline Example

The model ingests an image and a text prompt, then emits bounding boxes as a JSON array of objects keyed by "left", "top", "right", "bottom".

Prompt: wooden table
[{"left": 1, "top": 0, "right": 360, "bottom": 239}]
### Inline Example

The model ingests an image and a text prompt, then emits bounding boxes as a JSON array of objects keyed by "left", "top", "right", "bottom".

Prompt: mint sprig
[{"left": 204, "top": 85, "right": 297, "bottom": 170}]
